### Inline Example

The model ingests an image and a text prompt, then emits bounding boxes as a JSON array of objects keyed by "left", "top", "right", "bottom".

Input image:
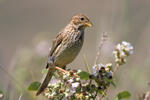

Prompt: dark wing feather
[
  {"left": 48, "top": 32, "right": 64, "bottom": 57},
  {"left": 46, "top": 32, "right": 64, "bottom": 69}
]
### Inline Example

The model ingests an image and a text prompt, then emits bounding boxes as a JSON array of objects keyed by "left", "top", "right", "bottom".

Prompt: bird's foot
[{"left": 55, "top": 66, "right": 79, "bottom": 77}]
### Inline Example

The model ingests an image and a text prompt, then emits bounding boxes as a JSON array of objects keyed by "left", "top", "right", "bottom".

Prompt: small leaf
[
  {"left": 42, "top": 68, "right": 48, "bottom": 74},
  {"left": 117, "top": 91, "right": 131, "bottom": 99},
  {"left": 78, "top": 71, "right": 90, "bottom": 80},
  {"left": 28, "top": 82, "right": 41, "bottom": 91},
  {"left": 113, "top": 91, "right": 131, "bottom": 100}
]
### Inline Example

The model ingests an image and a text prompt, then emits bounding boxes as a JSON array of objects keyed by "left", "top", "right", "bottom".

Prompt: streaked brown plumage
[{"left": 36, "top": 14, "right": 92, "bottom": 96}]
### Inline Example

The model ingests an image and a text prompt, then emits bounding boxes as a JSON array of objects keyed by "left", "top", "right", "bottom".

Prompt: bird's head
[{"left": 70, "top": 14, "right": 92, "bottom": 30}]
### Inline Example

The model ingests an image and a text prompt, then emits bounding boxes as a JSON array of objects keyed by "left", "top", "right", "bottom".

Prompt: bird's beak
[{"left": 85, "top": 21, "right": 92, "bottom": 27}]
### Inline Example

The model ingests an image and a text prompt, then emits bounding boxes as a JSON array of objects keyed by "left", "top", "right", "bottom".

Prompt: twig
[
  {"left": 94, "top": 32, "right": 108, "bottom": 65},
  {"left": 55, "top": 66, "right": 79, "bottom": 77}
]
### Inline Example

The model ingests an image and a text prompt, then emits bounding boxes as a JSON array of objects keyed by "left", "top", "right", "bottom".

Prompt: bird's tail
[{"left": 36, "top": 65, "right": 56, "bottom": 96}]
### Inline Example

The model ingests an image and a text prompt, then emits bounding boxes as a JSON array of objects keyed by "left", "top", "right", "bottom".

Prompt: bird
[{"left": 36, "top": 14, "right": 92, "bottom": 96}]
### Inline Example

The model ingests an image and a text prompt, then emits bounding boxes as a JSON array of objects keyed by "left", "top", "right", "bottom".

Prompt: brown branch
[{"left": 55, "top": 66, "right": 79, "bottom": 77}]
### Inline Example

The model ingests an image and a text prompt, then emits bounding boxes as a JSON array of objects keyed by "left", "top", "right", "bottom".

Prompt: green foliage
[
  {"left": 113, "top": 91, "right": 131, "bottom": 100},
  {"left": 78, "top": 71, "right": 90, "bottom": 80},
  {"left": 28, "top": 82, "right": 41, "bottom": 91}
]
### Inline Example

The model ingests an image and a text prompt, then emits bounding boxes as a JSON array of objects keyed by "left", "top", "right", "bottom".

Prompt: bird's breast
[{"left": 54, "top": 31, "right": 84, "bottom": 67}]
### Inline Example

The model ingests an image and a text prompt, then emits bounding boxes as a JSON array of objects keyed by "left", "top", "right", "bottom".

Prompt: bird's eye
[{"left": 80, "top": 17, "right": 84, "bottom": 21}]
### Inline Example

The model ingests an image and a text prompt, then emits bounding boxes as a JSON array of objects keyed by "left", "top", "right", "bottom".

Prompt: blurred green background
[{"left": 0, "top": 0, "right": 150, "bottom": 100}]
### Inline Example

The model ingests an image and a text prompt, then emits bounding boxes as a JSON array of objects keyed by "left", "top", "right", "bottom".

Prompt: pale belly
[{"left": 54, "top": 40, "right": 83, "bottom": 67}]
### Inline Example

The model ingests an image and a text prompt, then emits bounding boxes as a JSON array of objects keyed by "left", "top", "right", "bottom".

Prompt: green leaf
[
  {"left": 117, "top": 91, "right": 131, "bottom": 99},
  {"left": 42, "top": 68, "right": 48, "bottom": 74},
  {"left": 78, "top": 71, "right": 90, "bottom": 80},
  {"left": 28, "top": 82, "right": 41, "bottom": 91},
  {"left": 113, "top": 91, "right": 131, "bottom": 100}
]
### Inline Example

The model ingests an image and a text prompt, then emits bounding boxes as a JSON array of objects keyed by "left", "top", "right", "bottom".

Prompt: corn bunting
[{"left": 36, "top": 14, "right": 92, "bottom": 96}]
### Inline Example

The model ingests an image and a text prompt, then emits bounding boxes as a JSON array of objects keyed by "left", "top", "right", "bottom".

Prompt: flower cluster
[
  {"left": 91, "top": 63, "right": 113, "bottom": 91},
  {"left": 44, "top": 64, "right": 115, "bottom": 100},
  {"left": 113, "top": 41, "right": 133, "bottom": 66},
  {"left": 28, "top": 41, "right": 134, "bottom": 100},
  {"left": 44, "top": 70, "right": 97, "bottom": 100}
]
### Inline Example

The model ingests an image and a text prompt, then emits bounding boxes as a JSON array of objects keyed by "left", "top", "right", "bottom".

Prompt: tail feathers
[{"left": 36, "top": 66, "right": 56, "bottom": 96}]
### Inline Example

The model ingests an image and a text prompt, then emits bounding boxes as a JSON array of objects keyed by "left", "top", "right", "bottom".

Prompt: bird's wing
[
  {"left": 48, "top": 32, "right": 64, "bottom": 57},
  {"left": 46, "top": 32, "right": 64, "bottom": 68}
]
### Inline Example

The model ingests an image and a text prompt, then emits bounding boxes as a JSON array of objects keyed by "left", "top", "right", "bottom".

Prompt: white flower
[
  {"left": 106, "top": 63, "right": 112, "bottom": 67},
  {"left": 67, "top": 78, "right": 74, "bottom": 83},
  {"left": 116, "top": 43, "right": 126, "bottom": 57},
  {"left": 113, "top": 41, "right": 133, "bottom": 65},
  {"left": 50, "top": 78, "right": 61, "bottom": 85},
  {"left": 70, "top": 87, "right": 76, "bottom": 94},
  {"left": 122, "top": 41, "right": 134, "bottom": 55},
  {"left": 75, "top": 78, "right": 80, "bottom": 81},
  {"left": 72, "top": 82, "right": 80, "bottom": 88},
  {"left": 116, "top": 43, "right": 122, "bottom": 51},
  {"left": 92, "top": 65, "right": 98, "bottom": 75},
  {"left": 105, "top": 63, "right": 112, "bottom": 72},
  {"left": 63, "top": 74, "right": 68, "bottom": 79},
  {"left": 62, "top": 97, "right": 68, "bottom": 100},
  {"left": 98, "top": 63, "right": 105, "bottom": 68},
  {"left": 115, "top": 41, "right": 134, "bottom": 57},
  {"left": 92, "top": 64, "right": 105, "bottom": 75},
  {"left": 77, "top": 70, "right": 82, "bottom": 74},
  {"left": 70, "top": 82, "right": 80, "bottom": 94}
]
